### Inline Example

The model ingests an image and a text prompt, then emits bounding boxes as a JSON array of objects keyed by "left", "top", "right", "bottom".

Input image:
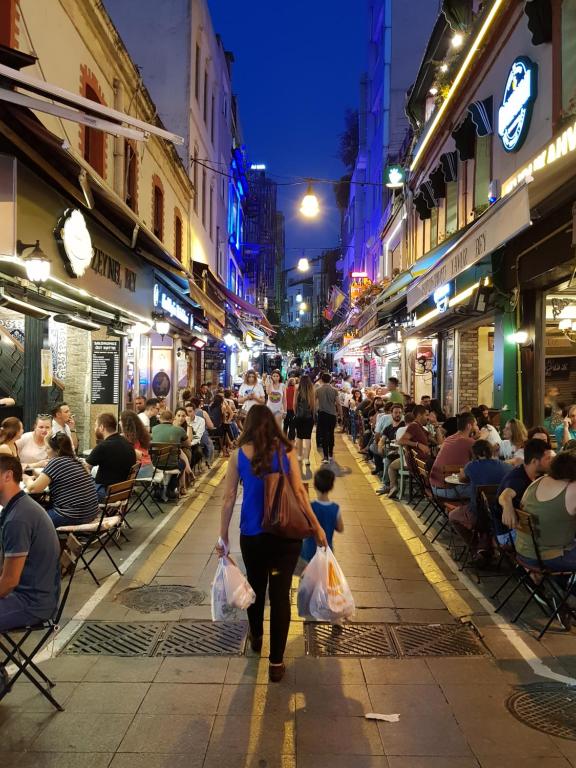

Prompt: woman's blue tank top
[{"left": 238, "top": 447, "right": 290, "bottom": 536}]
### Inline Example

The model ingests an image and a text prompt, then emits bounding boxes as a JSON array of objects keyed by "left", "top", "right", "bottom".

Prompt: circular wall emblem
[
  {"left": 498, "top": 57, "right": 538, "bottom": 153},
  {"left": 57, "top": 208, "right": 93, "bottom": 277}
]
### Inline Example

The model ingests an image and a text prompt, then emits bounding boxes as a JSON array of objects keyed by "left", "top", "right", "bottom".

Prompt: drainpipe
[{"left": 113, "top": 79, "right": 124, "bottom": 198}]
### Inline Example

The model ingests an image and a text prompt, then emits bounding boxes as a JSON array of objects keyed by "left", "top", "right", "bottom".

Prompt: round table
[{"left": 445, "top": 474, "right": 465, "bottom": 485}]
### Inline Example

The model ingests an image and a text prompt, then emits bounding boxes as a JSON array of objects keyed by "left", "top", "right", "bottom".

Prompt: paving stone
[
  {"left": 155, "top": 656, "right": 229, "bottom": 683},
  {"left": 0, "top": 712, "right": 55, "bottom": 751},
  {"left": 298, "top": 757, "right": 389, "bottom": 768},
  {"left": 2, "top": 681, "right": 77, "bottom": 711},
  {"left": 295, "top": 683, "right": 371, "bottom": 716},
  {"left": 0, "top": 755, "right": 114, "bottom": 768},
  {"left": 208, "top": 713, "right": 296, "bottom": 754},
  {"left": 118, "top": 714, "right": 213, "bottom": 753},
  {"left": 32, "top": 713, "right": 133, "bottom": 752},
  {"left": 110, "top": 755, "right": 204, "bottom": 768},
  {"left": 294, "top": 657, "right": 366, "bottom": 686},
  {"left": 37, "top": 656, "right": 98, "bottom": 682},
  {"left": 65, "top": 682, "right": 149, "bottom": 713},
  {"left": 218, "top": 682, "right": 296, "bottom": 715},
  {"left": 203, "top": 751, "right": 296, "bottom": 768},
  {"left": 139, "top": 682, "right": 222, "bottom": 714},
  {"left": 426, "top": 657, "right": 509, "bottom": 687},
  {"left": 361, "top": 658, "right": 435, "bottom": 685},
  {"left": 353, "top": 591, "right": 396, "bottom": 608},
  {"left": 83, "top": 657, "right": 163, "bottom": 683},
  {"left": 225, "top": 658, "right": 296, "bottom": 685},
  {"left": 477, "top": 758, "right": 571, "bottom": 768},
  {"left": 387, "top": 759, "right": 479, "bottom": 768},
  {"left": 296, "top": 712, "right": 385, "bottom": 755}
]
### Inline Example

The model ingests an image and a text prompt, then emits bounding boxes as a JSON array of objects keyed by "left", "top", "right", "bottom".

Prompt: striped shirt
[{"left": 44, "top": 456, "right": 99, "bottom": 522}]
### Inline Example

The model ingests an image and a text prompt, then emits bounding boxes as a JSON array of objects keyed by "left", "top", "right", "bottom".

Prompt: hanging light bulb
[
  {"left": 451, "top": 33, "right": 464, "bottom": 48},
  {"left": 299, "top": 182, "right": 320, "bottom": 218}
]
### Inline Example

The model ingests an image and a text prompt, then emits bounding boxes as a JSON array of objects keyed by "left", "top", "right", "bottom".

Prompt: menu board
[{"left": 91, "top": 340, "right": 120, "bottom": 404}]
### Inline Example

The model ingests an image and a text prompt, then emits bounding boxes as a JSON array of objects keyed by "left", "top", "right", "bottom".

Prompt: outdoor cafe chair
[
  {"left": 128, "top": 445, "right": 174, "bottom": 518},
  {"left": 0, "top": 533, "right": 82, "bottom": 712}
]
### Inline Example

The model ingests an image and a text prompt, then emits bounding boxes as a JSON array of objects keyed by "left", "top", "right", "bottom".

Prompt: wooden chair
[
  {"left": 129, "top": 446, "right": 174, "bottom": 518},
  {"left": 411, "top": 453, "right": 450, "bottom": 541},
  {"left": 0, "top": 534, "right": 81, "bottom": 711}
]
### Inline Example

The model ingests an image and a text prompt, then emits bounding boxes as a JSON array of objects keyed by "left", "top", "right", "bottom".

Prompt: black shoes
[
  {"left": 248, "top": 633, "right": 263, "bottom": 653},
  {"left": 269, "top": 663, "right": 285, "bottom": 682}
]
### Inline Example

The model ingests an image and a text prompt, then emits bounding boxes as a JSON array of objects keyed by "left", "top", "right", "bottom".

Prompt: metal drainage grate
[
  {"left": 305, "top": 622, "right": 396, "bottom": 657},
  {"left": 507, "top": 684, "right": 576, "bottom": 740},
  {"left": 391, "top": 623, "right": 485, "bottom": 658},
  {"left": 118, "top": 585, "right": 206, "bottom": 613},
  {"left": 155, "top": 620, "right": 248, "bottom": 656},
  {"left": 63, "top": 622, "right": 164, "bottom": 656}
]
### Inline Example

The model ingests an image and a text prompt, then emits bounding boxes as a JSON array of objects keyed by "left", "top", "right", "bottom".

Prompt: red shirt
[
  {"left": 430, "top": 433, "right": 475, "bottom": 487},
  {"left": 403, "top": 422, "right": 430, "bottom": 461},
  {"left": 286, "top": 384, "right": 295, "bottom": 411}
]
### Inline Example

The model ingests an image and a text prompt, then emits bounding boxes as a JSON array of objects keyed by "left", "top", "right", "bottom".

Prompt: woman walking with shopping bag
[{"left": 217, "top": 405, "right": 327, "bottom": 681}]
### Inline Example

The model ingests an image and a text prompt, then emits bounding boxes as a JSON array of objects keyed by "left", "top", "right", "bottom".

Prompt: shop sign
[
  {"left": 384, "top": 165, "right": 405, "bottom": 189},
  {"left": 92, "top": 247, "right": 136, "bottom": 292},
  {"left": 407, "top": 184, "right": 531, "bottom": 312},
  {"left": 56, "top": 208, "right": 94, "bottom": 277},
  {"left": 498, "top": 57, "right": 537, "bottom": 153},
  {"left": 433, "top": 283, "right": 451, "bottom": 313},
  {"left": 545, "top": 357, "right": 572, "bottom": 379},
  {"left": 91, "top": 340, "right": 120, "bottom": 405},
  {"left": 350, "top": 276, "right": 372, "bottom": 305},
  {"left": 153, "top": 282, "right": 192, "bottom": 330}
]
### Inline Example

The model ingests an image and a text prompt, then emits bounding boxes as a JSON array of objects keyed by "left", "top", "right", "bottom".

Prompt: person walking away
[
  {"left": 384, "top": 376, "right": 405, "bottom": 405},
  {"left": 216, "top": 405, "right": 327, "bottom": 682},
  {"left": 85, "top": 413, "right": 136, "bottom": 500},
  {"left": 266, "top": 369, "right": 286, "bottom": 428},
  {"left": 316, "top": 373, "right": 338, "bottom": 464},
  {"left": 294, "top": 375, "right": 316, "bottom": 468},
  {"left": 0, "top": 455, "right": 60, "bottom": 692},
  {"left": 284, "top": 377, "right": 297, "bottom": 440},
  {"left": 300, "top": 467, "right": 343, "bottom": 564}
]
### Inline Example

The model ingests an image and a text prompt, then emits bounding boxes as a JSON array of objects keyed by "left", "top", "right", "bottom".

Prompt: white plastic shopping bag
[
  {"left": 308, "top": 547, "right": 355, "bottom": 621},
  {"left": 297, "top": 548, "right": 325, "bottom": 618},
  {"left": 211, "top": 539, "right": 256, "bottom": 621}
]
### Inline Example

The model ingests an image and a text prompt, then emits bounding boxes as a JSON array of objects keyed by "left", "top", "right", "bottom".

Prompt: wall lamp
[
  {"left": 507, "top": 330, "right": 531, "bottom": 346},
  {"left": 152, "top": 311, "right": 170, "bottom": 337},
  {"left": 17, "top": 239, "right": 51, "bottom": 283}
]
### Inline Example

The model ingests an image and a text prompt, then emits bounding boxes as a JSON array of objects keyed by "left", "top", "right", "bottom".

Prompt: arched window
[
  {"left": 152, "top": 176, "right": 164, "bottom": 240},
  {"left": 174, "top": 210, "right": 183, "bottom": 261},
  {"left": 0, "top": 0, "right": 18, "bottom": 47},
  {"left": 84, "top": 84, "right": 105, "bottom": 176},
  {"left": 124, "top": 140, "right": 138, "bottom": 212}
]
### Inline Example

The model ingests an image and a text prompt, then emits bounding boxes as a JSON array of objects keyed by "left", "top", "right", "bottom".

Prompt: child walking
[{"left": 300, "top": 467, "right": 343, "bottom": 563}]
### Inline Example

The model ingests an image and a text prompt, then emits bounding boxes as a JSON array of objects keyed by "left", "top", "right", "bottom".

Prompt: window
[
  {"left": 0, "top": 0, "right": 17, "bottom": 47},
  {"left": 193, "top": 147, "right": 199, "bottom": 213},
  {"left": 210, "top": 94, "right": 215, "bottom": 144},
  {"left": 209, "top": 185, "right": 214, "bottom": 240},
  {"left": 84, "top": 84, "right": 105, "bottom": 176},
  {"left": 473, "top": 135, "right": 491, "bottom": 211},
  {"left": 203, "top": 69, "right": 208, "bottom": 123},
  {"left": 445, "top": 181, "right": 458, "bottom": 235},
  {"left": 152, "top": 180, "right": 164, "bottom": 240},
  {"left": 174, "top": 211, "right": 183, "bottom": 261},
  {"left": 195, "top": 44, "right": 200, "bottom": 101},
  {"left": 124, "top": 141, "right": 137, "bottom": 212},
  {"left": 201, "top": 169, "right": 206, "bottom": 228}
]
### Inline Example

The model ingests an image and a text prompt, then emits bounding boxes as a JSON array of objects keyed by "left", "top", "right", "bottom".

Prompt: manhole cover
[
  {"left": 118, "top": 585, "right": 206, "bottom": 613},
  {"left": 63, "top": 622, "right": 164, "bottom": 656},
  {"left": 305, "top": 622, "right": 397, "bottom": 657},
  {"left": 507, "top": 684, "right": 576, "bottom": 740},
  {"left": 155, "top": 620, "right": 248, "bottom": 656},
  {"left": 391, "top": 623, "right": 486, "bottom": 657}
]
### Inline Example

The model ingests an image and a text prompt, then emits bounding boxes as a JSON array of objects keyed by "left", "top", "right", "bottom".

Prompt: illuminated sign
[
  {"left": 503, "top": 119, "right": 576, "bottom": 195},
  {"left": 57, "top": 208, "right": 93, "bottom": 277},
  {"left": 153, "top": 283, "right": 191, "bottom": 329},
  {"left": 433, "top": 283, "right": 451, "bottom": 313},
  {"left": 250, "top": 164, "right": 266, "bottom": 171},
  {"left": 498, "top": 57, "right": 537, "bottom": 152},
  {"left": 350, "top": 271, "right": 368, "bottom": 278},
  {"left": 349, "top": 276, "right": 372, "bottom": 305},
  {"left": 384, "top": 165, "right": 405, "bottom": 189}
]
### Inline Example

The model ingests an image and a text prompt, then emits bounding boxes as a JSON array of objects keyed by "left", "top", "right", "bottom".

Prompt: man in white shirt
[
  {"left": 51, "top": 402, "right": 78, "bottom": 450},
  {"left": 138, "top": 398, "right": 160, "bottom": 431},
  {"left": 16, "top": 415, "right": 51, "bottom": 468}
]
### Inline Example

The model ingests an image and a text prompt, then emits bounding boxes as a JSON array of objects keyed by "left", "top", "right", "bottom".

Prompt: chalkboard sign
[
  {"left": 545, "top": 357, "right": 572, "bottom": 379},
  {"left": 91, "top": 340, "right": 120, "bottom": 404}
]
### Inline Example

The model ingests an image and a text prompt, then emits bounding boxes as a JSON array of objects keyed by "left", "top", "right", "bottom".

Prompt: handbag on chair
[{"left": 263, "top": 449, "right": 315, "bottom": 539}]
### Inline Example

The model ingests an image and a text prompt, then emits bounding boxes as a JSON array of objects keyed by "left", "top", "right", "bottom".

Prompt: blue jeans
[
  {"left": 433, "top": 484, "right": 471, "bottom": 500},
  {"left": 137, "top": 464, "right": 155, "bottom": 479},
  {"left": 46, "top": 507, "right": 96, "bottom": 528},
  {"left": 519, "top": 548, "right": 576, "bottom": 571},
  {"left": 95, "top": 484, "right": 107, "bottom": 502},
  {"left": 0, "top": 593, "right": 52, "bottom": 631}
]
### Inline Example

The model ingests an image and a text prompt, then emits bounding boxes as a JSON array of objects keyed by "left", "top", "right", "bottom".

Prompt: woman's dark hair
[
  {"left": 271, "top": 369, "right": 283, "bottom": 382},
  {"left": 471, "top": 407, "right": 488, "bottom": 429},
  {"left": 120, "top": 410, "right": 150, "bottom": 450},
  {"left": 314, "top": 467, "right": 335, "bottom": 494},
  {"left": 0, "top": 417, "right": 22, "bottom": 445},
  {"left": 471, "top": 439, "right": 492, "bottom": 460},
  {"left": 527, "top": 426, "right": 551, "bottom": 446},
  {"left": 238, "top": 404, "right": 292, "bottom": 476},
  {"left": 296, "top": 375, "right": 315, "bottom": 413},
  {"left": 549, "top": 451, "right": 576, "bottom": 481},
  {"left": 211, "top": 394, "right": 224, "bottom": 409},
  {"left": 352, "top": 389, "right": 362, "bottom": 402},
  {"left": 48, "top": 431, "right": 75, "bottom": 458}
]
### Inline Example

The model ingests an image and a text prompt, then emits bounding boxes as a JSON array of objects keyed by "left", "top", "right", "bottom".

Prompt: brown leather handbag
[{"left": 263, "top": 450, "right": 316, "bottom": 539}]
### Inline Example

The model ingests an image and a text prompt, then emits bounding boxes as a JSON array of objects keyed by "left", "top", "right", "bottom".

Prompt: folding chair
[
  {"left": 151, "top": 442, "right": 183, "bottom": 501},
  {"left": 451, "top": 484, "right": 499, "bottom": 572},
  {"left": 495, "top": 507, "right": 576, "bottom": 638},
  {"left": 128, "top": 446, "right": 172, "bottom": 518},
  {"left": 0, "top": 533, "right": 82, "bottom": 712},
  {"left": 56, "top": 478, "right": 136, "bottom": 586},
  {"left": 412, "top": 455, "right": 451, "bottom": 541}
]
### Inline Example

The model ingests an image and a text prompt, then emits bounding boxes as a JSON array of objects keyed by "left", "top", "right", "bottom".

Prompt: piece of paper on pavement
[{"left": 365, "top": 712, "right": 400, "bottom": 722}]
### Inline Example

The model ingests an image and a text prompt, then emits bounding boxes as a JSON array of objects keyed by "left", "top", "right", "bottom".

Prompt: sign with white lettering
[
  {"left": 91, "top": 340, "right": 120, "bottom": 405},
  {"left": 498, "top": 57, "right": 538, "bottom": 153},
  {"left": 153, "top": 282, "right": 193, "bottom": 331},
  {"left": 406, "top": 184, "right": 531, "bottom": 312}
]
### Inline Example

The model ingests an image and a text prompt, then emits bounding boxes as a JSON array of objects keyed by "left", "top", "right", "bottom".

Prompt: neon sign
[
  {"left": 433, "top": 283, "right": 451, "bottom": 313},
  {"left": 498, "top": 57, "right": 538, "bottom": 152}
]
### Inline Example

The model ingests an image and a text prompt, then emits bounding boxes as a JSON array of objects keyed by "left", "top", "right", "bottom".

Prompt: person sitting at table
[
  {"left": 0, "top": 417, "right": 23, "bottom": 458},
  {"left": 500, "top": 418, "right": 527, "bottom": 464},
  {"left": 472, "top": 407, "right": 502, "bottom": 455},
  {"left": 496, "top": 438, "right": 554, "bottom": 546},
  {"left": 449, "top": 439, "right": 512, "bottom": 567},
  {"left": 151, "top": 410, "right": 190, "bottom": 501},
  {"left": 0, "top": 455, "right": 60, "bottom": 662},
  {"left": 207, "top": 394, "right": 231, "bottom": 458},
  {"left": 555, "top": 405, "right": 576, "bottom": 449},
  {"left": 51, "top": 402, "right": 78, "bottom": 452},
  {"left": 527, "top": 425, "right": 552, "bottom": 448},
  {"left": 85, "top": 413, "right": 136, "bottom": 501},
  {"left": 16, "top": 415, "right": 51, "bottom": 469},
  {"left": 173, "top": 408, "right": 196, "bottom": 492},
  {"left": 24, "top": 432, "right": 99, "bottom": 528},
  {"left": 138, "top": 398, "right": 160, "bottom": 431},
  {"left": 429, "top": 412, "right": 477, "bottom": 500},
  {"left": 133, "top": 395, "right": 146, "bottom": 414},
  {"left": 186, "top": 398, "right": 214, "bottom": 465},
  {"left": 120, "top": 410, "right": 153, "bottom": 478}
]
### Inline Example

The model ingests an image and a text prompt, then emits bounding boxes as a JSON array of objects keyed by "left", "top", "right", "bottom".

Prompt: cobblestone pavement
[{"left": 3, "top": 435, "right": 576, "bottom": 767}]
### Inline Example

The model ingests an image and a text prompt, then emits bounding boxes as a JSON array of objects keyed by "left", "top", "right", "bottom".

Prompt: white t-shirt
[
  {"left": 266, "top": 383, "right": 285, "bottom": 414},
  {"left": 16, "top": 432, "right": 48, "bottom": 465},
  {"left": 239, "top": 382, "right": 265, "bottom": 413},
  {"left": 481, "top": 423, "right": 502, "bottom": 448},
  {"left": 51, "top": 420, "right": 72, "bottom": 441},
  {"left": 395, "top": 426, "right": 408, "bottom": 441},
  {"left": 138, "top": 412, "right": 151, "bottom": 430}
]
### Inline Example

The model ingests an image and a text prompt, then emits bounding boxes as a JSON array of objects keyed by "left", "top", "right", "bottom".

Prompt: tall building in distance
[{"left": 244, "top": 165, "right": 283, "bottom": 315}]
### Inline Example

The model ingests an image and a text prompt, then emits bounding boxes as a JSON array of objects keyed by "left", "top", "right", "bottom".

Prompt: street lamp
[
  {"left": 299, "top": 302, "right": 308, "bottom": 312},
  {"left": 299, "top": 182, "right": 319, "bottom": 218},
  {"left": 152, "top": 311, "right": 170, "bottom": 337},
  {"left": 17, "top": 240, "right": 51, "bottom": 283},
  {"left": 297, "top": 257, "right": 310, "bottom": 272}
]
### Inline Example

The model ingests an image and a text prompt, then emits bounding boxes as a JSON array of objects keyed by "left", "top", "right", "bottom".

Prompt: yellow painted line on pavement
[{"left": 342, "top": 437, "right": 477, "bottom": 619}]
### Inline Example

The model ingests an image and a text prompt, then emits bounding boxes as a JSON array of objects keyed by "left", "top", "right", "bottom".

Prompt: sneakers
[
  {"left": 321, "top": 458, "right": 330, "bottom": 465},
  {"left": 376, "top": 486, "right": 389, "bottom": 496}
]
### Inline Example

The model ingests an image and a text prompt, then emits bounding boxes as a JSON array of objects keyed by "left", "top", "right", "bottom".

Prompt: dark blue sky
[{"left": 208, "top": 0, "right": 368, "bottom": 266}]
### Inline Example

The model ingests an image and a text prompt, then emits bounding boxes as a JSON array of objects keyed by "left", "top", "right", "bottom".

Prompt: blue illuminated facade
[{"left": 228, "top": 146, "right": 248, "bottom": 297}]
